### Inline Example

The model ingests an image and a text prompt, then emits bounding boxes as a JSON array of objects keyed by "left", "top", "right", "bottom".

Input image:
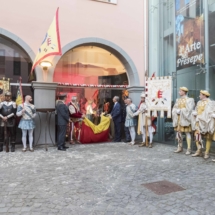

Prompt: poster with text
[{"left": 175, "top": 0, "right": 204, "bottom": 70}]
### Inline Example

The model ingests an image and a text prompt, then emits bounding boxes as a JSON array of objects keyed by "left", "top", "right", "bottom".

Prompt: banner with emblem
[
  {"left": 30, "top": 7, "right": 62, "bottom": 74},
  {"left": 145, "top": 76, "right": 172, "bottom": 118}
]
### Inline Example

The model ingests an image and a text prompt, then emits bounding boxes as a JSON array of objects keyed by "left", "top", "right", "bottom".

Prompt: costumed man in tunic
[
  {"left": 16, "top": 95, "right": 36, "bottom": 152},
  {"left": 68, "top": 96, "right": 83, "bottom": 144},
  {"left": 0, "top": 91, "right": 16, "bottom": 152},
  {"left": 125, "top": 98, "right": 137, "bottom": 145},
  {"left": 172, "top": 87, "right": 195, "bottom": 154},
  {"left": 191, "top": 90, "right": 215, "bottom": 159},
  {"left": 133, "top": 92, "right": 155, "bottom": 148}
]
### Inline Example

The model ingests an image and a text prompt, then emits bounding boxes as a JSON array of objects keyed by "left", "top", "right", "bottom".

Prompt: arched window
[
  {"left": 54, "top": 46, "right": 128, "bottom": 86},
  {"left": 0, "top": 35, "right": 34, "bottom": 101}
]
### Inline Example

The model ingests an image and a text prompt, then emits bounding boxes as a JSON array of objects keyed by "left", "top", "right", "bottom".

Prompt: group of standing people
[
  {"left": 1, "top": 87, "right": 215, "bottom": 161},
  {"left": 172, "top": 87, "right": 215, "bottom": 160},
  {"left": 0, "top": 92, "right": 36, "bottom": 152},
  {"left": 110, "top": 93, "right": 155, "bottom": 147},
  {"left": 112, "top": 86, "right": 215, "bottom": 162},
  {"left": 56, "top": 94, "right": 85, "bottom": 151}
]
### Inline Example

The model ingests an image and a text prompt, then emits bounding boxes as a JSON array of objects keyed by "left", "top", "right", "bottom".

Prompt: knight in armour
[{"left": 0, "top": 91, "right": 17, "bottom": 152}]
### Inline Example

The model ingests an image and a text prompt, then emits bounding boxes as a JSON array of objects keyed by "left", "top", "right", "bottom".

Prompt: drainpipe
[
  {"left": 204, "top": 0, "right": 209, "bottom": 91},
  {"left": 144, "top": 0, "right": 148, "bottom": 82}
]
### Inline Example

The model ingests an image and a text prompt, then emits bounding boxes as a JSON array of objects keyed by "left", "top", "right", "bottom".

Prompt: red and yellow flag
[
  {"left": 30, "top": 7, "right": 62, "bottom": 73},
  {"left": 80, "top": 116, "right": 110, "bottom": 143}
]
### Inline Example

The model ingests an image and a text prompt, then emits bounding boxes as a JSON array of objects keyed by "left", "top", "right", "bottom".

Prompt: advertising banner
[{"left": 175, "top": 0, "right": 204, "bottom": 70}]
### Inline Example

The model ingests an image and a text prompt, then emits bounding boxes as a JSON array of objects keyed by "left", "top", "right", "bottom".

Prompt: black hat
[{"left": 59, "top": 94, "right": 67, "bottom": 100}]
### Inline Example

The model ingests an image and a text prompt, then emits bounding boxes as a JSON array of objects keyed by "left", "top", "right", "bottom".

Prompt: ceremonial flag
[
  {"left": 16, "top": 78, "right": 24, "bottom": 106},
  {"left": 15, "top": 86, "right": 22, "bottom": 105},
  {"left": 137, "top": 72, "right": 157, "bottom": 135},
  {"left": 79, "top": 115, "right": 110, "bottom": 143},
  {"left": 30, "top": 7, "right": 62, "bottom": 74}
]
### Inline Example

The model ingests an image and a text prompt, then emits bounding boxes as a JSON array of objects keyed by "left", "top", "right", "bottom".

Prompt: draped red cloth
[
  {"left": 80, "top": 123, "right": 109, "bottom": 143},
  {"left": 78, "top": 116, "right": 110, "bottom": 144}
]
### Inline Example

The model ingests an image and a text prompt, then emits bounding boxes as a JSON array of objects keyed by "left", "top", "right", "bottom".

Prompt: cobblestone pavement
[{"left": 0, "top": 142, "right": 215, "bottom": 215}]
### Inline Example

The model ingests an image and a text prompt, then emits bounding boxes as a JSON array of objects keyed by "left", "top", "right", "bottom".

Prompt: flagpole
[{"left": 19, "top": 77, "right": 24, "bottom": 107}]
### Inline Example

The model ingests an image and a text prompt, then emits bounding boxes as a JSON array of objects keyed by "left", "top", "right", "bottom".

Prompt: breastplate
[{"left": 1, "top": 104, "right": 14, "bottom": 116}]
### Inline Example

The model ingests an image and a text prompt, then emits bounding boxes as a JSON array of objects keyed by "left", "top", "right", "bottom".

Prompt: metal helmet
[{"left": 5, "top": 91, "right": 12, "bottom": 96}]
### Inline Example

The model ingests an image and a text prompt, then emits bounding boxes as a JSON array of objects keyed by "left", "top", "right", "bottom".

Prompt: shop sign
[{"left": 175, "top": 0, "right": 204, "bottom": 70}]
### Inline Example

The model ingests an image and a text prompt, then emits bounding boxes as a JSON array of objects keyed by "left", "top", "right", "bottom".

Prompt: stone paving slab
[{"left": 0, "top": 142, "right": 215, "bottom": 215}]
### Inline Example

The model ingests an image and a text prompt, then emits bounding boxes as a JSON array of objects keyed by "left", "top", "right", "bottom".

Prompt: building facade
[
  {"left": 0, "top": 0, "right": 146, "bottom": 144},
  {"left": 148, "top": 0, "right": 215, "bottom": 150}
]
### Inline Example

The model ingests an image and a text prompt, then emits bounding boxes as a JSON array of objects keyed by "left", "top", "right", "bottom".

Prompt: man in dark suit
[
  {"left": 111, "top": 96, "right": 121, "bottom": 142},
  {"left": 56, "top": 94, "right": 70, "bottom": 151}
]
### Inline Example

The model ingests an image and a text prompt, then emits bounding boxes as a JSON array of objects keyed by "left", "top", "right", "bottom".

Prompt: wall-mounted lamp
[{"left": 39, "top": 61, "right": 52, "bottom": 82}]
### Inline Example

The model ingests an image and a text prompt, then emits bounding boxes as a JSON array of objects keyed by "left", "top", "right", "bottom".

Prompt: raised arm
[{"left": 133, "top": 103, "right": 146, "bottom": 117}]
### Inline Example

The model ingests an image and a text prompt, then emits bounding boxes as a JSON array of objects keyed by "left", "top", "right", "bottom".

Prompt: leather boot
[
  {"left": 0, "top": 144, "right": 3, "bottom": 152},
  {"left": 185, "top": 148, "right": 191, "bottom": 155},
  {"left": 11, "top": 143, "right": 15, "bottom": 152},
  {"left": 139, "top": 142, "right": 146, "bottom": 147},
  {"left": 148, "top": 143, "right": 152, "bottom": 148},
  {"left": 192, "top": 142, "right": 202, "bottom": 157},
  {"left": 174, "top": 142, "right": 183, "bottom": 153},
  {"left": 204, "top": 153, "right": 210, "bottom": 159},
  {"left": 192, "top": 149, "right": 202, "bottom": 157}
]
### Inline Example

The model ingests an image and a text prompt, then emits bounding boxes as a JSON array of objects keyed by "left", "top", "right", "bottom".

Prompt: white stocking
[
  {"left": 142, "top": 126, "right": 146, "bottom": 142},
  {"left": 22, "top": 129, "right": 27, "bottom": 149},
  {"left": 70, "top": 122, "right": 74, "bottom": 140},
  {"left": 129, "top": 126, "right": 136, "bottom": 143},
  {"left": 28, "top": 129, "right": 34, "bottom": 149},
  {"left": 149, "top": 130, "right": 153, "bottom": 143},
  {"left": 185, "top": 132, "right": 191, "bottom": 139}
]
